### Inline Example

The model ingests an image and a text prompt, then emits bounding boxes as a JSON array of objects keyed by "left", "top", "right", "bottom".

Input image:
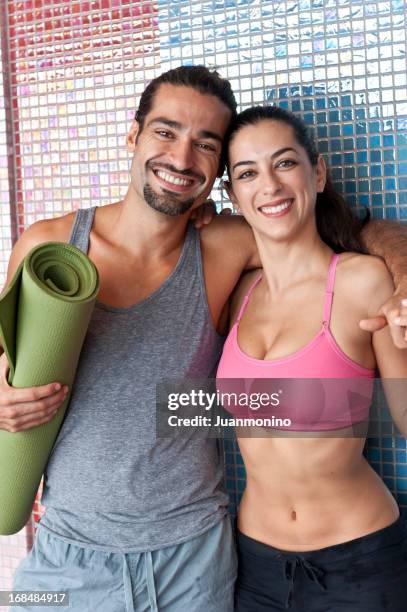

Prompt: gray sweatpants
[{"left": 12, "top": 517, "right": 237, "bottom": 612}]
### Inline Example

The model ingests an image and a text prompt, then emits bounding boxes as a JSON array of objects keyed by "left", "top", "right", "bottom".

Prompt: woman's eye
[
  {"left": 237, "top": 170, "right": 255, "bottom": 179},
  {"left": 276, "top": 159, "right": 296, "bottom": 168}
]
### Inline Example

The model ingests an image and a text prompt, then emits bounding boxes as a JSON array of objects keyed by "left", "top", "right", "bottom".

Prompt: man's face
[{"left": 128, "top": 84, "right": 231, "bottom": 216}]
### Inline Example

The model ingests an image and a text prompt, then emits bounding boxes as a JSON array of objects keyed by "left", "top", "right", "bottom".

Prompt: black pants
[{"left": 235, "top": 517, "right": 407, "bottom": 611}]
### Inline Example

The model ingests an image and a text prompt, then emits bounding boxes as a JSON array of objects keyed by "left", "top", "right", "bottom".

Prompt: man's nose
[{"left": 169, "top": 139, "right": 194, "bottom": 171}]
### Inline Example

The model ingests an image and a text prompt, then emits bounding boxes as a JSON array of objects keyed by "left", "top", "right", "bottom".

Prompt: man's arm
[{"left": 359, "top": 219, "right": 407, "bottom": 348}]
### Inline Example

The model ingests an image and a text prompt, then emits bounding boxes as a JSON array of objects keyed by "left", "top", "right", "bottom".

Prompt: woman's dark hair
[{"left": 226, "top": 105, "right": 370, "bottom": 254}]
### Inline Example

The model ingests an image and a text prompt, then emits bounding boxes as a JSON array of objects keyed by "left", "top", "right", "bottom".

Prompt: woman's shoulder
[{"left": 336, "top": 252, "right": 394, "bottom": 314}]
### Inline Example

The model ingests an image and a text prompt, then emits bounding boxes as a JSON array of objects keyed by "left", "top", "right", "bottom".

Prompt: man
[{"left": 1, "top": 66, "right": 407, "bottom": 611}]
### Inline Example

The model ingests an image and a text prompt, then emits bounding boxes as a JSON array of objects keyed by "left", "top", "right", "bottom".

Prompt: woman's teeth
[
  {"left": 260, "top": 200, "right": 292, "bottom": 214},
  {"left": 155, "top": 170, "right": 193, "bottom": 186}
]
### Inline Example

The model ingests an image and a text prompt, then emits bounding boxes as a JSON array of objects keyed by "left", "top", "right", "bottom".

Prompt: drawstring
[
  {"left": 122, "top": 553, "right": 135, "bottom": 612},
  {"left": 145, "top": 551, "right": 158, "bottom": 611},
  {"left": 283, "top": 556, "right": 326, "bottom": 609}
]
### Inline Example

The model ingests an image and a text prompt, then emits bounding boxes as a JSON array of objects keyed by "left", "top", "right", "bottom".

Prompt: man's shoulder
[{"left": 4, "top": 212, "right": 76, "bottom": 287}]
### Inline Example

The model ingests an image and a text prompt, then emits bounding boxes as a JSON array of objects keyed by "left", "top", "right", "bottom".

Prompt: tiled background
[{"left": 1, "top": 0, "right": 406, "bottom": 592}]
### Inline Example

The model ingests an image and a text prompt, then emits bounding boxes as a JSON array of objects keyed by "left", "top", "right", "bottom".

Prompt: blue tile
[
  {"left": 383, "top": 135, "right": 395, "bottom": 147},
  {"left": 397, "top": 479, "right": 407, "bottom": 492},
  {"left": 399, "top": 149, "right": 407, "bottom": 161},
  {"left": 329, "top": 125, "right": 341, "bottom": 137},
  {"left": 344, "top": 138, "right": 354, "bottom": 151},
  {"left": 396, "top": 465, "right": 407, "bottom": 477},
  {"left": 356, "top": 137, "right": 367, "bottom": 149},
  {"left": 385, "top": 207, "right": 398, "bottom": 219},
  {"left": 399, "top": 177, "right": 407, "bottom": 190},
  {"left": 329, "top": 110, "right": 340, "bottom": 122},
  {"left": 358, "top": 166, "right": 369, "bottom": 178},
  {"left": 370, "top": 151, "right": 382, "bottom": 163},
  {"left": 372, "top": 179, "right": 383, "bottom": 191},
  {"left": 359, "top": 181, "right": 369, "bottom": 192},
  {"left": 385, "top": 193, "right": 397, "bottom": 205},
  {"left": 342, "top": 110, "right": 353, "bottom": 122},
  {"left": 344, "top": 167, "right": 355, "bottom": 179},
  {"left": 399, "top": 163, "right": 407, "bottom": 175},
  {"left": 317, "top": 112, "right": 327, "bottom": 123},
  {"left": 369, "top": 136, "right": 380, "bottom": 148},
  {"left": 345, "top": 182, "right": 356, "bottom": 193},
  {"left": 331, "top": 154, "right": 342, "bottom": 165},
  {"left": 330, "top": 139, "right": 341, "bottom": 151},
  {"left": 316, "top": 98, "right": 326, "bottom": 109},
  {"left": 372, "top": 194, "right": 384, "bottom": 206},
  {"left": 317, "top": 126, "right": 328, "bottom": 138},
  {"left": 303, "top": 113, "right": 315, "bottom": 125},
  {"left": 371, "top": 165, "right": 382, "bottom": 177},
  {"left": 356, "top": 120, "right": 367, "bottom": 132},
  {"left": 382, "top": 450, "right": 395, "bottom": 462},
  {"left": 343, "top": 124, "right": 354, "bottom": 136},
  {"left": 344, "top": 153, "right": 355, "bottom": 164}
]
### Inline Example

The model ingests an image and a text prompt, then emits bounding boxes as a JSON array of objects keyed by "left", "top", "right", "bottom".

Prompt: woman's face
[{"left": 227, "top": 120, "right": 326, "bottom": 243}]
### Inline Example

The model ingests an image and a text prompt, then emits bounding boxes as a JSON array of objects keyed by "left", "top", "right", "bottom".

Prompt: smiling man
[{"left": 1, "top": 65, "right": 407, "bottom": 612}]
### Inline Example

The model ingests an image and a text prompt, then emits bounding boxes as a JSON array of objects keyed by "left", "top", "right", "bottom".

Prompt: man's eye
[
  {"left": 156, "top": 130, "right": 173, "bottom": 139},
  {"left": 197, "top": 142, "right": 216, "bottom": 152}
]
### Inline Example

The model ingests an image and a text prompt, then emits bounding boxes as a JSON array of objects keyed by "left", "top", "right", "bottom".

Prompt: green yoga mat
[{"left": 0, "top": 242, "right": 99, "bottom": 535}]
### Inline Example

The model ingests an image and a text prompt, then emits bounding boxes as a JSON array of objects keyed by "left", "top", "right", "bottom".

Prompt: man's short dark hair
[{"left": 135, "top": 65, "right": 237, "bottom": 176}]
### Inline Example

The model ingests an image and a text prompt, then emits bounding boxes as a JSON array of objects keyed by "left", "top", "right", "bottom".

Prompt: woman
[{"left": 216, "top": 106, "right": 407, "bottom": 611}]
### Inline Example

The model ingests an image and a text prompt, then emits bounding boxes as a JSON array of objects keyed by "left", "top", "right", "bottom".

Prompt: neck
[
  {"left": 253, "top": 226, "right": 333, "bottom": 295},
  {"left": 110, "top": 183, "right": 193, "bottom": 259}
]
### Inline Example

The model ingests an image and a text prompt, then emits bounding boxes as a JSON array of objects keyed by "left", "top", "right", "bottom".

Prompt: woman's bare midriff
[{"left": 237, "top": 433, "right": 399, "bottom": 551}]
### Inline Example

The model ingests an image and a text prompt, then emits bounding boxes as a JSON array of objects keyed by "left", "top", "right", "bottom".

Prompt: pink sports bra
[{"left": 216, "top": 254, "right": 375, "bottom": 431}]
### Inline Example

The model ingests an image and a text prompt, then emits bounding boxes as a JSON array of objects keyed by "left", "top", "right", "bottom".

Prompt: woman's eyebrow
[{"left": 232, "top": 147, "right": 299, "bottom": 172}]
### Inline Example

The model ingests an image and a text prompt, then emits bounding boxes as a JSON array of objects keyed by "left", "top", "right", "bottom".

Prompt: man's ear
[
  {"left": 316, "top": 155, "right": 327, "bottom": 193},
  {"left": 126, "top": 121, "right": 140, "bottom": 153},
  {"left": 222, "top": 180, "right": 240, "bottom": 211}
]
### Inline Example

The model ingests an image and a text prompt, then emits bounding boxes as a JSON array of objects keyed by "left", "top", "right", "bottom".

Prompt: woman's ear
[
  {"left": 316, "top": 155, "right": 327, "bottom": 193},
  {"left": 221, "top": 180, "right": 240, "bottom": 211},
  {"left": 126, "top": 121, "right": 140, "bottom": 153}
]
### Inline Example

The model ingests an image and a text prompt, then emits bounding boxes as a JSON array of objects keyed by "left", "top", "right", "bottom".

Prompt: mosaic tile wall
[{"left": 0, "top": 0, "right": 406, "bottom": 588}]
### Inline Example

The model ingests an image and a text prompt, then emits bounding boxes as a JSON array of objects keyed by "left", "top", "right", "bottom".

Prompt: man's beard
[{"left": 143, "top": 184, "right": 196, "bottom": 217}]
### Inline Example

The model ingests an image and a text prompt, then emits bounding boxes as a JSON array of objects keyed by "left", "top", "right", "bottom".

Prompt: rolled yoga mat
[{"left": 0, "top": 242, "right": 99, "bottom": 535}]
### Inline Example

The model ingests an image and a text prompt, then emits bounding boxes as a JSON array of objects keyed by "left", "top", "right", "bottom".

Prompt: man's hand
[
  {"left": 360, "top": 295, "right": 407, "bottom": 349},
  {"left": 191, "top": 199, "right": 232, "bottom": 229},
  {"left": 0, "top": 353, "right": 68, "bottom": 432}
]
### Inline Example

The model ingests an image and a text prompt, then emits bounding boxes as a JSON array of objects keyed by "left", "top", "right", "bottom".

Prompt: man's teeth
[
  {"left": 261, "top": 201, "right": 292, "bottom": 214},
  {"left": 155, "top": 170, "right": 193, "bottom": 186}
]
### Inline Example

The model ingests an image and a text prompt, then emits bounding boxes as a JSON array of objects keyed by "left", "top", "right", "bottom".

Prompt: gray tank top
[{"left": 40, "top": 207, "right": 228, "bottom": 552}]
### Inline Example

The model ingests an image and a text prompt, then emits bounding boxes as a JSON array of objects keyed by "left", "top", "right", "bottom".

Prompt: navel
[{"left": 290, "top": 509, "right": 297, "bottom": 521}]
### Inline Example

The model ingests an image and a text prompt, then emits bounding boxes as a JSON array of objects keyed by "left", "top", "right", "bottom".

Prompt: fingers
[
  {"left": 359, "top": 315, "right": 387, "bottom": 333},
  {"left": 386, "top": 307, "right": 407, "bottom": 349},
  {"left": 192, "top": 199, "right": 217, "bottom": 229},
  {"left": 0, "top": 387, "right": 68, "bottom": 432},
  {"left": 0, "top": 352, "right": 69, "bottom": 432}
]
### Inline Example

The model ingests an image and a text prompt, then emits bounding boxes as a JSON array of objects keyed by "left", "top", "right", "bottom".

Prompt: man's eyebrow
[
  {"left": 232, "top": 147, "right": 299, "bottom": 172},
  {"left": 148, "top": 117, "right": 223, "bottom": 144}
]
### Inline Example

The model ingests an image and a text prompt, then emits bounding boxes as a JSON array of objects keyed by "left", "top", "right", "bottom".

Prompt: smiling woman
[{"left": 217, "top": 105, "right": 407, "bottom": 611}]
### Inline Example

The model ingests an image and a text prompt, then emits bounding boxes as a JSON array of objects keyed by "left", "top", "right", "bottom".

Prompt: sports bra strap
[
  {"left": 236, "top": 274, "right": 263, "bottom": 324},
  {"left": 322, "top": 254, "right": 340, "bottom": 326}
]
